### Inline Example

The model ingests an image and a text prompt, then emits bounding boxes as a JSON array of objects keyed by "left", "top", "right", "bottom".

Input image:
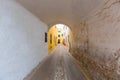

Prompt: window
[
  {"left": 50, "top": 34, "right": 52, "bottom": 44},
  {"left": 45, "top": 32, "right": 47, "bottom": 42},
  {"left": 62, "top": 34, "right": 63, "bottom": 37},
  {"left": 58, "top": 39, "right": 60, "bottom": 44},
  {"left": 58, "top": 34, "right": 60, "bottom": 37}
]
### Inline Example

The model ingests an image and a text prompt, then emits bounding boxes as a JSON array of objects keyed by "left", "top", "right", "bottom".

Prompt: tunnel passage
[
  {"left": 1, "top": 0, "right": 120, "bottom": 80},
  {"left": 48, "top": 24, "right": 73, "bottom": 53}
]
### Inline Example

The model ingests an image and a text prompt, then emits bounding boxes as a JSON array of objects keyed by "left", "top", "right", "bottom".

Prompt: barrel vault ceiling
[{"left": 17, "top": 0, "right": 106, "bottom": 27}]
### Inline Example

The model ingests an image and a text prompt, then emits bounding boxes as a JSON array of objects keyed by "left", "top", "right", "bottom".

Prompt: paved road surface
[{"left": 24, "top": 45, "right": 87, "bottom": 80}]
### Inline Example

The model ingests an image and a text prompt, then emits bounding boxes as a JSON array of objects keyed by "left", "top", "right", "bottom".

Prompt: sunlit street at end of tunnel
[{"left": 48, "top": 24, "right": 72, "bottom": 53}]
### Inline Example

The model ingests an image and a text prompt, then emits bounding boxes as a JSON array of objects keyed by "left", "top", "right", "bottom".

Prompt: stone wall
[
  {"left": 70, "top": 21, "right": 88, "bottom": 54},
  {"left": 87, "top": 0, "right": 120, "bottom": 78},
  {"left": 71, "top": 0, "right": 120, "bottom": 79}
]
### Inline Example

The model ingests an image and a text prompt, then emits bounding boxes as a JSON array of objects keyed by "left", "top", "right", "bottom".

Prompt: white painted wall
[{"left": 0, "top": 0, "right": 48, "bottom": 80}]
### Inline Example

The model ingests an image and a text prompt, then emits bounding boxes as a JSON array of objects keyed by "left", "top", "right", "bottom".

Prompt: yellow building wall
[{"left": 48, "top": 26, "right": 58, "bottom": 53}]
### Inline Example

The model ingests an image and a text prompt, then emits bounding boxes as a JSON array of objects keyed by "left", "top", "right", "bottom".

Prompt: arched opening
[{"left": 48, "top": 24, "right": 73, "bottom": 53}]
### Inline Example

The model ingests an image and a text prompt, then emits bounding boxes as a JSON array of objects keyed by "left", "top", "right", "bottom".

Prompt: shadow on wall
[{"left": 71, "top": 46, "right": 120, "bottom": 80}]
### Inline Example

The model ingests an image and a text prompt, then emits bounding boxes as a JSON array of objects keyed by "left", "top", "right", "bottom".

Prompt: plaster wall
[
  {"left": 71, "top": 0, "right": 120, "bottom": 79},
  {"left": 17, "top": 0, "right": 106, "bottom": 28},
  {"left": 0, "top": 0, "right": 48, "bottom": 80},
  {"left": 70, "top": 22, "right": 88, "bottom": 53},
  {"left": 48, "top": 26, "right": 58, "bottom": 53},
  {"left": 86, "top": 0, "right": 120, "bottom": 78}
]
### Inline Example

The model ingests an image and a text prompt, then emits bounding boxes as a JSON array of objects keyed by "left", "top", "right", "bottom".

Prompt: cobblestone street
[{"left": 24, "top": 45, "right": 87, "bottom": 80}]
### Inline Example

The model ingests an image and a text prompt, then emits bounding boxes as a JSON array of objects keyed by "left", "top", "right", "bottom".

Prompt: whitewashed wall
[{"left": 0, "top": 0, "right": 48, "bottom": 80}]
